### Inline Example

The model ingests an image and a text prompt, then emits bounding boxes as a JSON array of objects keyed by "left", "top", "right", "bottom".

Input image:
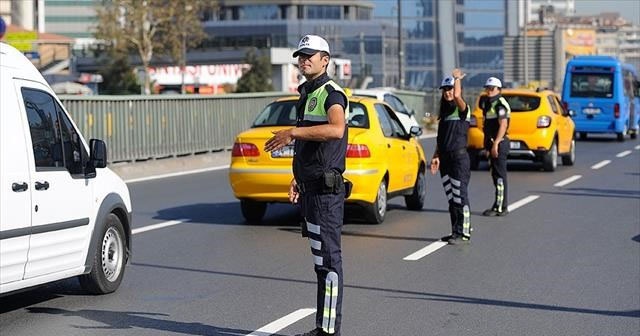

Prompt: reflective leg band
[
  {"left": 322, "top": 272, "right": 339, "bottom": 334},
  {"left": 463, "top": 205, "right": 471, "bottom": 236},
  {"left": 496, "top": 178, "right": 504, "bottom": 212}
]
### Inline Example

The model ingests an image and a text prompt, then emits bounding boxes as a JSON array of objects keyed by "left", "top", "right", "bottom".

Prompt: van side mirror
[{"left": 89, "top": 139, "right": 107, "bottom": 168}]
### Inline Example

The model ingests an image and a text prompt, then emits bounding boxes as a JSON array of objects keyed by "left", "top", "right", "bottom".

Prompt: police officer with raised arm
[
  {"left": 430, "top": 69, "right": 472, "bottom": 244},
  {"left": 480, "top": 77, "right": 511, "bottom": 216},
  {"left": 264, "top": 34, "right": 348, "bottom": 336}
]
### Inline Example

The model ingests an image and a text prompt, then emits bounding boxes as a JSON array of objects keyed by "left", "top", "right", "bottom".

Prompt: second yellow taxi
[
  {"left": 467, "top": 88, "right": 576, "bottom": 171},
  {"left": 229, "top": 95, "right": 427, "bottom": 224}
]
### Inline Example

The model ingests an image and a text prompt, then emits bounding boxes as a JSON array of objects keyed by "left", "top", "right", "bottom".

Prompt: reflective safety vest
[
  {"left": 302, "top": 80, "right": 349, "bottom": 123},
  {"left": 443, "top": 106, "right": 471, "bottom": 121},
  {"left": 483, "top": 96, "right": 511, "bottom": 120}
]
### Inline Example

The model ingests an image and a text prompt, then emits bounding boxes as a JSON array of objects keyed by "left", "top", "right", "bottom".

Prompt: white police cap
[
  {"left": 484, "top": 77, "right": 502, "bottom": 88},
  {"left": 440, "top": 76, "right": 455, "bottom": 89},
  {"left": 293, "top": 35, "right": 330, "bottom": 57}
]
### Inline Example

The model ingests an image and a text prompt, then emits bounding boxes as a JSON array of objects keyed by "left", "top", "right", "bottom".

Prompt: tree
[
  {"left": 95, "top": 0, "right": 209, "bottom": 94},
  {"left": 98, "top": 49, "right": 141, "bottom": 95},
  {"left": 236, "top": 48, "right": 274, "bottom": 93},
  {"left": 163, "top": 0, "right": 209, "bottom": 94}
]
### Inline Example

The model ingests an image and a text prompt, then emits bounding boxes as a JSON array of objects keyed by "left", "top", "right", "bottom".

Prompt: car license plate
[
  {"left": 582, "top": 107, "right": 601, "bottom": 115},
  {"left": 510, "top": 141, "right": 521, "bottom": 149},
  {"left": 271, "top": 144, "right": 294, "bottom": 158}
]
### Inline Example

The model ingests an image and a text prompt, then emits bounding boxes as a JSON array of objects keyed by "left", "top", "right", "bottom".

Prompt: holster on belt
[{"left": 298, "top": 171, "right": 351, "bottom": 196}]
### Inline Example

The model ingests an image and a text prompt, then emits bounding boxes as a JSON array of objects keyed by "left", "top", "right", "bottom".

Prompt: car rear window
[
  {"left": 569, "top": 73, "right": 614, "bottom": 98},
  {"left": 503, "top": 95, "right": 541, "bottom": 112},
  {"left": 253, "top": 101, "right": 297, "bottom": 127},
  {"left": 252, "top": 100, "right": 369, "bottom": 128}
]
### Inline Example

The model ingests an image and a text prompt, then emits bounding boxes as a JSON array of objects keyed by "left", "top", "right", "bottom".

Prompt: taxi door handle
[
  {"left": 12, "top": 182, "right": 28, "bottom": 192},
  {"left": 387, "top": 144, "right": 391, "bottom": 148},
  {"left": 35, "top": 181, "right": 50, "bottom": 191}
]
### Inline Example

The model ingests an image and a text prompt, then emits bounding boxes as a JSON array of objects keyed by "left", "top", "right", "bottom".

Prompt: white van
[{"left": 0, "top": 43, "right": 132, "bottom": 295}]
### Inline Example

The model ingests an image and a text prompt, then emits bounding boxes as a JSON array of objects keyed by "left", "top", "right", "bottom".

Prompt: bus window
[{"left": 570, "top": 73, "right": 613, "bottom": 98}]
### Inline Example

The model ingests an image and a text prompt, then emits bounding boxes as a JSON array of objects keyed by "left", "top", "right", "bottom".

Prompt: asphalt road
[{"left": 2, "top": 135, "right": 639, "bottom": 336}]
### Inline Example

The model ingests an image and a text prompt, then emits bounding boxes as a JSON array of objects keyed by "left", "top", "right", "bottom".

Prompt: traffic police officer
[
  {"left": 430, "top": 69, "right": 472, "bottom": 245},
  {"left": 264, "top": 34, "right": 348, "bottom": 336},
  {"left": 480, "top": 77, "right": 511, "bottom": 216}
]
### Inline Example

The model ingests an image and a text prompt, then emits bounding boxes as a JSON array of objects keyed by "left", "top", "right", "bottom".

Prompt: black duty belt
[{"left": 441, "top": 147, "right": 468, "bottom": 156}]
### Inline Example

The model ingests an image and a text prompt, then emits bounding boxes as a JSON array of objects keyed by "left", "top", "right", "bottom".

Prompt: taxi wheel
[
  {"left": 561, "top": 138, "right": 576, "bottom": 166},
  {"left": 365, "top": 180, "right": 387, "bottom": 224},
  {"left": 241, "top": 200, "right": 267, "bottom": 223},
  {"left": 542, "top": 139, "right": 558, "bottom": 172},
  {"left": 405, "top": 169, "right": 425, "bottom": 210}
]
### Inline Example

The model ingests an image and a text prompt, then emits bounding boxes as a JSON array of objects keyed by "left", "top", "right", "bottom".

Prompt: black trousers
[
  {"left": 439, "top": 149, "right": 471, "bottom": 237},
  {"left": 301, "top": 191, "right": 344, "bottom": 335},
  {"left": 486, "top": 139, "right": 509, "bottom": 212}
]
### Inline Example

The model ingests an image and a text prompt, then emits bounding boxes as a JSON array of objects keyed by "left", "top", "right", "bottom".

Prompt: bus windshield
[{"left": 570, "top": 73, "right": 613, "bottom": 98}]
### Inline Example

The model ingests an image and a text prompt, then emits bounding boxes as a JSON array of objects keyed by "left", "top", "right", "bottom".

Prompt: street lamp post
[{"left": 397, "top": 0, "right": 404, "bottom": 89}]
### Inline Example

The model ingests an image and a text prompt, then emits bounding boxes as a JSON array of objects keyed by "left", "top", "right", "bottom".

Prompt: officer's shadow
[{"left": 27, "top": 307, "right": 285, "bottom": 336}]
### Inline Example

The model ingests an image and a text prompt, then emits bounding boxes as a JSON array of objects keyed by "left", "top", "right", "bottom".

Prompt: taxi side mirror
[{"left": 410, "top": 126, "right": 423, "bottom": 137}]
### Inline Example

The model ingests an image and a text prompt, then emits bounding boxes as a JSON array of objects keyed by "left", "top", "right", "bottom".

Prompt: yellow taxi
[
  {"left": 467, "top": 88, "right": 576, "bottom": 171},
  {"left": 229, "top": 95, "right": 427, "bottom": 224}
]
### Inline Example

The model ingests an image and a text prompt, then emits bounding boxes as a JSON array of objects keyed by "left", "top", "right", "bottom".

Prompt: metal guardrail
[{"left": 60, "top": 90, "right": 430, "bottom": 163}]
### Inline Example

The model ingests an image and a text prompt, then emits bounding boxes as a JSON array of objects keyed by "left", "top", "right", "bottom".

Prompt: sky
[{"left": 573, "top": 0, "right": 640, "bottom": 25}]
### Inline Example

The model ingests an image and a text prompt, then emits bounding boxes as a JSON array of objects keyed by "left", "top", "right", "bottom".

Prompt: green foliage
[
  {"left": 94, "top": 0, "right": 212, "bottom": 94},
  {"left": 235, "top": 48, "right": 274, "bottom": 93},
  {"left": 98, "top": 51, "right": 141, "bottom": 95}
]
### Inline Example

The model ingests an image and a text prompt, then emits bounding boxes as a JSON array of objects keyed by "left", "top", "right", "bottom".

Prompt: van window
[
  {"left": 22, "top": 88, "right": 86, "bottom": 173},
  {"left": 570, "top": 73, "right": 613, "bottom": 98},
  {"left": 57, "top": 104, "right": 87, "bottom": 174},
  {"left": 22, "top": 88, "right": 64, "bottom": 169}
]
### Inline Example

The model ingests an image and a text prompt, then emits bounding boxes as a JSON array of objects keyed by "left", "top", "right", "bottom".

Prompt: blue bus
[{"left": 561, "top": 56, "right": 640, "bottom": 141}]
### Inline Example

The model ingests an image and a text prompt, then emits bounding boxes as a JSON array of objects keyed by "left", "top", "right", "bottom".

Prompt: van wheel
[
  {"left": 365, "top": 179, "right": 387, "bottom": 224},
  {"left": 240, "top": 200, "right": 267, "bottom": 223},
  {"left": 616, "top": 132, "right": 625, "bottom": 142},
  {"left": 561, "top": 139, "right": 576, "bottom": 166},
  {"left": 542, "top": 139, "right": 558, "bottom": 172},
  {"left": 79, "top": 213, "right": 126, "bottom": 294},
  {"left": 579, "top": 132, "right": 587, "bottom": 140},
  {"left": 405, "top": 169, "right": 425, "bottom": 210}
]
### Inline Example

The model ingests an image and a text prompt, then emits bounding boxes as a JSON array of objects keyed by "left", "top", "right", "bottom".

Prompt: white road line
[
  {"left": 553, "top": 175, "right": 582, "bottom": 187},
  {"left": 507, "top": 195, "right": 540, "bottom": 212},
  {"left": 591, "top": 160, "right": 611, "bottom": 170},
  {"left": 246, "top": 308, "right": 316, "bottom": 336},
  {"left": 616, "top": 150, "right": 632, "bottom": 158},
  {"left": 635, "top": 145, "right": 640, "bottom": 150},
  {"left": 132, "top": 219, "right": 188, "bottom": 235},
  {"left": 403, "top": 241, "right": 448, "bottom": 261},
  {"left": 125, "top": 165, "right": 229, "bottom": 184}
]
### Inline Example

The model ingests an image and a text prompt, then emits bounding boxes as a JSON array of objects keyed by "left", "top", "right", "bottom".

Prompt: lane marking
[
  {"left": 616, "top": 150, "right": 632, "bottom": 158},
  {"left": 404, "top": 241, "right": 448, "bottom": 261},
  {"left": 635, "top": 145, "right": 640, "bottom": 150},
  {"left": 132, "top": 219, "right": 187, "bottom": 235},
  {"left": 591, "top": 160, "right": 611, "bottom": 170},
  {"left": 246, "top": 308, "right": 316, "bottom": 336},
  {"left": 124, "top": 165, "right": 229, "bottom": 184},
  {"left": 507, "top": 195, "right": 540, "bottom": 212},
  {"left": 553, "top": 175, "right": 582, "bottom": 187}
]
